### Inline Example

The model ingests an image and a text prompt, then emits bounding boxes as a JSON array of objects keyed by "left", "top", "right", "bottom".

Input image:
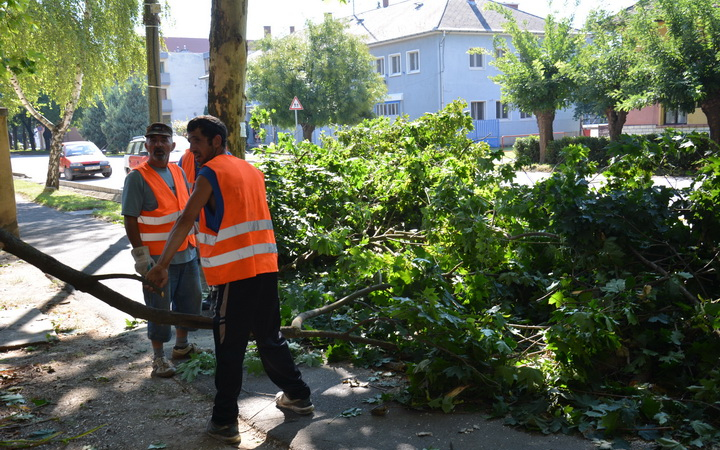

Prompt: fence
[{"left": 468, "top": 119, "right": 500, "bottom": 147}]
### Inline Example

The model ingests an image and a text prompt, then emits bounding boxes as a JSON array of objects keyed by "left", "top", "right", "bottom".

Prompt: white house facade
[{"left": 159, "top": 38, "right": 209, "bottom": 125}]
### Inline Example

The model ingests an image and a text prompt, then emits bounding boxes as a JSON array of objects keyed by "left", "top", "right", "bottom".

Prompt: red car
[{"left": 60, "top": 141, "right": 112, "bottom": 181}]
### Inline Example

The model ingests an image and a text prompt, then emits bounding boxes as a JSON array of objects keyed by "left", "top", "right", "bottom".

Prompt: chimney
[
  {"left": 263, "top": 26, "right": 271, "bottom": 37},
  {"left": 383, "top": 0, "right": 389, "bottom": 7},
  {"left": 502, "top": 3, "right": 518, "bottom": 9},
  {"left": 289, "top": 26, "right": 295, "bottom": 34}
]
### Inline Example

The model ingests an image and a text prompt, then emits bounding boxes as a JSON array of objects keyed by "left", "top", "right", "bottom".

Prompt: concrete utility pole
[
  {"left": 144, "top": 0, "right": 162, "bottom": 123},
  {"left": 0, "top": 107, "right": 19, "bottom": 244}
]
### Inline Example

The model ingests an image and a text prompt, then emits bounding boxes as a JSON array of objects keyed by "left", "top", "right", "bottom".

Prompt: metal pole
[
  {"left": 144, "top": 0, "right": 162, "bottom": 123},
  {"left": 294, "top": 109, "right": 299, "bottom": 142}
]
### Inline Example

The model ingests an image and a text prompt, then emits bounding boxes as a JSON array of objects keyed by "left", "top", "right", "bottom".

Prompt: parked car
[
  {"left": 60, "top": 141, "right": 112, "bottom": 181},
  {"left": 123, "top": 135, "right": 190, "bottom": 174}
]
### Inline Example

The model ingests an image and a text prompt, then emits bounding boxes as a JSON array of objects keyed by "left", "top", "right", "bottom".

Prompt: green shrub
[
  {"left": 548, "top": 136, "right": 611, "bottom": 166},
  {"left": 514, "top": 135, "right": 611, "bottom": 166},
  {"left": 512, "top": 135, "right": 540, "bottom": 165}
]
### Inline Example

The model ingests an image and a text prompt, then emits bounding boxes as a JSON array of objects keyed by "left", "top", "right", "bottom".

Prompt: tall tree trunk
[
  {"left": 605, "top": 107, "right": 628, "bottom": 142},
  {"left": 301, "top": 123, "right": 315, "bottom": 142},
  {"left": 209, "top": 0, "right": 248, "bottom": 159},
  {"left": 700, "top": 94, "right": 720, "bottom": 147},
  {"left": 535, "top": 110, "right": 555, "bottom": 164}
]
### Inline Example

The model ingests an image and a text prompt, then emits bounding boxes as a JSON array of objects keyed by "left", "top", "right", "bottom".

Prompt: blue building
[{"left": 346, "top": 0, "right": 580, "bottom": 147}]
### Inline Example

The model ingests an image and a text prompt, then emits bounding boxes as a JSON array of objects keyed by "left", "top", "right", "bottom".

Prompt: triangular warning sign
[{"left": 289, "top": 96, "right": 304, "bottom": 110}]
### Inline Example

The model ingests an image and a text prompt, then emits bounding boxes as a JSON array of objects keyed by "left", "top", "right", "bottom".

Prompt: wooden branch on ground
[
  {"left": 0, "top": 227, "right": 211, "bottom": 329},
  {"left": 630, "top": 246, "right": 698, "bottom": 305},
  {"left": 1, "top": 228, "right": 401, "bottom": 349},
  {"left": 291, "top": 283, "right": 392, "bottom": 329}
]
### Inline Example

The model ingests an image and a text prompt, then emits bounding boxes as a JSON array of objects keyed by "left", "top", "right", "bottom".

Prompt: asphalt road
[{"left": 10, "top": 153, "right": 127, "bottom": 190}]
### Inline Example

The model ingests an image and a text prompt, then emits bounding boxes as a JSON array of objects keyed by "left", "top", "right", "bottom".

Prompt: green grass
[{"left": 13, "top": 179, "right": 123, "bottom": 223}]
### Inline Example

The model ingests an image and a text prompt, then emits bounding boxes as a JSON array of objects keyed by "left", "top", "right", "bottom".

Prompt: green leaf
[{"left": 339, "top": 407, "right": 363, "bottom": 418}]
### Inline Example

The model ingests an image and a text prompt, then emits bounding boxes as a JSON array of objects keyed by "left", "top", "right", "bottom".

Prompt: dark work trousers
[{"left": 211, "top": 272, "right": 311, "bottom": 425}]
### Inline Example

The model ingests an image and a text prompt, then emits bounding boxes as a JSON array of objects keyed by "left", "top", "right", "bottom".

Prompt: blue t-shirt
[{"left": 122, "top": 165, "right": 196, "bottom": 264}]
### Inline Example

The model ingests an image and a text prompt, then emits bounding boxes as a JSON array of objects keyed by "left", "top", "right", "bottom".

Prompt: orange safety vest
[
  {"left": 136, "top": 163, "right": 195, "bottom": 256},
  {"left": 180, "top": 148, "right": 196, "bottom": 188},
  {"left": 196, "top": 154, "right": 278, "bottom": 285}
]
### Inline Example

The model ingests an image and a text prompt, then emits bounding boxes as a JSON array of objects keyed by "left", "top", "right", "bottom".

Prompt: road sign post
[{"left": 289, "top": 96, "right": 304, "bottom": 142}]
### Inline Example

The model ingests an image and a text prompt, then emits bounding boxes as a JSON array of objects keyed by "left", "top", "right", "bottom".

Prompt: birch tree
[{"left": 1, "top": 0, "right": 144, "bottom": 190}]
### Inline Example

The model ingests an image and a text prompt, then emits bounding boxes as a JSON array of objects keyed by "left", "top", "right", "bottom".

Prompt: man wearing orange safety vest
[
  {"left": 146, "top": 115, "right": 312, "bottom": 445},
  {"left": 122, "top": 122, "right": 206, "bottom": 378}
]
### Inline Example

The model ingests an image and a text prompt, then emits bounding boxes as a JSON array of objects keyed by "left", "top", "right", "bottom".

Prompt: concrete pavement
[{"left": 2, "top": 194, "right": 602, "bottom": 450}]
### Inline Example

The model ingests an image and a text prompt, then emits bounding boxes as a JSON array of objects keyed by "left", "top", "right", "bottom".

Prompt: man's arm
[
  {"left": 146, "top": 175, "right": 213, "bottom": 288},
  {"left": 123, "top": 216, "right": 143, "bottom": 248}
]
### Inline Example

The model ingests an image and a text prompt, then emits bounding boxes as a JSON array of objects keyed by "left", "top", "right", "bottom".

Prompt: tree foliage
[
  {"left": 252, "top": 102, "right": 720, "bottom": 447},
  {"left": 573, "top": 9, "right": 643, "bottom": 141},
  {"left": 247, "top": 16, "right": 387, "bottom": 141},
  {"left": 486, "top": 3, "right": 582, "bottom": 163},
  {"left": 0, "top": 0, "right": 144, "bottom": 188},
  {"left": 101, "top": 77, "right": 148, "bottom": 153},
  {"left": 625, "top": 0, "right": 720, "bottom": 145},
  {"left": 0, "top": 0, "right": 39, "bottom": 81}
]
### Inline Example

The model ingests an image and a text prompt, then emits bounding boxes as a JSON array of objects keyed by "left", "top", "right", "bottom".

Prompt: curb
[{"left": 13, "top": 172, "right": 123, "bottom": 203}]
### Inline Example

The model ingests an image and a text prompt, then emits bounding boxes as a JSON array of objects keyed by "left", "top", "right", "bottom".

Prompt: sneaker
[
  {"left": 151, "top": 356, "right": 175, "bottom": 378},
  {"left": 206, "top": 419, "right": 241, "bottom": 444},
  {"left": 171, "top": 343, "right": 210, "bottom": 360},
  {"left": 275, "top": 391, "right": 314, "bottom": 415}
]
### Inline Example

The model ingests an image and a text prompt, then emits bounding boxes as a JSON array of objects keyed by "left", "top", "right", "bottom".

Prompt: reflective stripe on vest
[
  {"left": 201, "top": 242, "right": 278, "bottom": 268},
  {"left": 138, "top": 210, "right": 181, "bottom": 226},
  {"left": 197, "top": 154, "right": 278, "bottom": 285},
  {"left": 136, "top": 163, "right": 195, "bottom": 255},
  {"left": 196, "top": 219, "right": 274, "bottom": 246}
]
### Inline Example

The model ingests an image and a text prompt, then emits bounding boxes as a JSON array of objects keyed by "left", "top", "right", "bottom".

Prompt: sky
[{"left": 161, "top": 0, "right": 638, "bottom": 41}]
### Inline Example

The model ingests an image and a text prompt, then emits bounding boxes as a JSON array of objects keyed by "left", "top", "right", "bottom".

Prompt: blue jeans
[{"left": 143, "top": 257, "right": 202, "bottom": 342}]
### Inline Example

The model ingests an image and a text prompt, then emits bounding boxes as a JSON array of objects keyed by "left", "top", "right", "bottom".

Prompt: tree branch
[
  {"left": 291, "top": 283, "right": 392, "bottom": 329},
  {"left": 629, "top": 246, "right": 698, "bottom": 305},
  {"left": 0, "top": 227, "right": 211, "bottom": 329}
]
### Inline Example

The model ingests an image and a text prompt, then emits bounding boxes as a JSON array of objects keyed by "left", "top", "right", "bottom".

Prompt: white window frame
[
  {"left": 469, "top": 52, "right": 484, "bottom": 69},
  {"left": 470, "top": 101, "right": 485, "bottom": 120},
  {"left": 496, "top": 101, "right": 509, "bottom": 120},
  {"left": 495, "top": 48, "right": 505, "bottom": 59},
  {"left": 375, "top": 57, "right": 385, "bottom": 76},
  {"left": 407, "top": 50, "right": 420, "bottom": 74},
  {"left": 389, "top": 53, "right": 402, "bottom": 76},
  {"left": 375, "top": 102, "right": 400, "bottom": 116},
  {"left": 520, "top": 110, "right": 533, "bottom": 119}
]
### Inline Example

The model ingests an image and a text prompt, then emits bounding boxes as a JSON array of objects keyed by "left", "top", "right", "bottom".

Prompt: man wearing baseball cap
[{"left": 121, "top": 122, "right": 207, "bottom": 378}]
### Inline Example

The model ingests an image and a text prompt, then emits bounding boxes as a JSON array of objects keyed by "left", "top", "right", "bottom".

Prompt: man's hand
[
  {"left": 130, "top": 246, "right": 155, "bottom": 276},
  {"left": 146, "top": 264, "right": 169, "bottom": 294}
]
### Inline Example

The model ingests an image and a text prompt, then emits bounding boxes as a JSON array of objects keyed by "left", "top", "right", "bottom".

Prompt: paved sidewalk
[{"left": 3, "top": 196, "right": 600, "bottom": 450}]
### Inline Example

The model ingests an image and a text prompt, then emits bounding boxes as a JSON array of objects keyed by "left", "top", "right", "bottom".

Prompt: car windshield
[{"left": 65, "top": 145, "right": 99, "bottom": 156}]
